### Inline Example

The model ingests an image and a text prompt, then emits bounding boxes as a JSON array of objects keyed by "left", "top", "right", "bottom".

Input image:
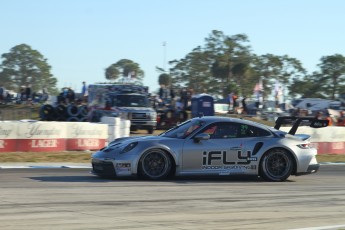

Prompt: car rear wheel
[
  {"left": 260, "top": 148, "right": 293, "bottom": 182},
  {"left": 138, "top": 149, "right": 172, "bottom": 180}
]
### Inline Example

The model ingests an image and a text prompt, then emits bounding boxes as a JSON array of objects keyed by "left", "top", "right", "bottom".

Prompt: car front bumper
[{"left": 91, "top": 158, "right": 134, "bottom": 178}]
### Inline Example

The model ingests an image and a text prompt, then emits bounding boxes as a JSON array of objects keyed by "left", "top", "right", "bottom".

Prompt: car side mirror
[{"left": 193, "top": 133, "right": 210, "bottom": 143}]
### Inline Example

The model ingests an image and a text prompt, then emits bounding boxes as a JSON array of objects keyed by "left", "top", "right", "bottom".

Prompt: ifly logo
[{"left": 202, "top": 150, "right": 257, "bottom": 166}]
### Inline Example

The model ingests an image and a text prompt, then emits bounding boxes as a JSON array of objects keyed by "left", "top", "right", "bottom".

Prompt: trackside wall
[
  {"left": 0, "top": 120, "right": 128, "bottom": 152},
  {"left": 280, "top": 126, "right": 345, "bottom": 154}
]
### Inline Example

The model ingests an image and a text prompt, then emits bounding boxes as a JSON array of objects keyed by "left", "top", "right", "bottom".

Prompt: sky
[{"left": 1, "top": 0, "right": 345, "bottom": 94}]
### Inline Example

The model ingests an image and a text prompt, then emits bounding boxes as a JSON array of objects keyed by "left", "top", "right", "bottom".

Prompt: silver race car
[{"left": 91, "top": 116, "right": 328, "bottom": 181}]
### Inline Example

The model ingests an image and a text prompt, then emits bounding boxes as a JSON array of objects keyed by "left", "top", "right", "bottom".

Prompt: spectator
[
  {"left": 232, "top": 92, "right": 238, "bottom": 113},
  {"left": 241, "top": 96, "right": 247, "bottom": 114},
  {"left": 337, "top": 111, "right": 345, "bottom": 126},
  {"left": 67, "top": 88, "right": 75, "bottom": 104},
  {"left": 81, "top": 81, "right": 88, "bottom": 103},
  {"left": 0, "top": 84, "right": 5, "bottom": 104},
  {"left": 20, "top": 86, "right": 26, "bottom": 102},
  {"left": 25, "top": 83, "right": 32, "bottom": 102}
]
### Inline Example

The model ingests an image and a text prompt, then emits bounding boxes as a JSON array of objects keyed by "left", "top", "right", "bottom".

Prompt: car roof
[{"left": 192, "top": 116, "right": 268, "bottom": 128}]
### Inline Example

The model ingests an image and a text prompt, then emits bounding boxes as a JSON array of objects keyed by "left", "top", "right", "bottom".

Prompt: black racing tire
[
  {"left": 260, "top": 148, "right": 293, "bottom": 182},
  {"left": 138, "top": 149, "right": 172, "bottom": 180},
  {"left": 67, "top": 104, "right": 80, "bottom": 117},
  {"left": 39, "top": 104, "right": 57, "bottom": 121},
  {"left": 147, "top": 127, "right": 154, "bottom": 134},
  {"left": 78, "top": 105, "right": 88, "bottom": 117},
  {"left": 55, "top": 104, "right": 67, "bottom": 121}
]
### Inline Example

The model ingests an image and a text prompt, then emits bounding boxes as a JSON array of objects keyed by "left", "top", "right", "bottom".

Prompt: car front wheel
[
  {"left": 138, "top": 149, "right": 172, "bottom": 180},
  {"left": 260, "top": 148, "right": 293, "bottom": 182}
]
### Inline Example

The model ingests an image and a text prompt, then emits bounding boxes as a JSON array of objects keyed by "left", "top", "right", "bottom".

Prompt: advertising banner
[
  {"left": 65, "top": 122, "right": 108, "bottom": 151},
  {"left": 16, "top": 121, "right": 67, "bottom": 152},
  {"left": 0, "top": 121, "right": 18, "bottom": 152}
]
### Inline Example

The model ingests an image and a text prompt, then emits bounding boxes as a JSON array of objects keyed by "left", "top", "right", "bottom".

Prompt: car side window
[
  {"left": 198, "top": 122, "right": 239, "bottom": 139},
  {"left": 238, "top": 124, "right": 271, "bottom": 137}
]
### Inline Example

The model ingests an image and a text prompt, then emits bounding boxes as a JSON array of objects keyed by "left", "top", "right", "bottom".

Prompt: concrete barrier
[
  {"left": 0, "top": 120, "right": 111, "bottom": 152},
  {"left": 101, "top": 117, "right": 131, "bottom": 144},
  {"left": 0, "top": 121, "right": 18, "bottom": 152},
  {"left": 65, "top": 122, "right": 108, "bottom": 151},
  {"left": 281, "top": 126, "right": 345, "bottom": 154},
  {"left": 16, "top": 121, "right": 67, "bottom": 152}
]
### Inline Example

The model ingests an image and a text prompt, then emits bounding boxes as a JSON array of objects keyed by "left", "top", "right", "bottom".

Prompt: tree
[
  {"left": 289, "top": 72, "right": 326, "bottom": 98},
  {"left": 205, "top": 31, "right": 253, "bottom": 96},
  {"left": 317, "top": 54, "right": 345, "bottom": 99},
  {"left": 158, "top": 73, "right": 171, "bottom": 86},
  {"left": 169, "top": 46, "right": 213, "bottom": 94},
  {"left": 251, "top": 54, "right": 306, "bottom": 100},
  {"left": 0, "top": 44, "right": 58, "bottom": 94},
  {"left": 105, "top": 59, "right": 144, "bottom": 83}
]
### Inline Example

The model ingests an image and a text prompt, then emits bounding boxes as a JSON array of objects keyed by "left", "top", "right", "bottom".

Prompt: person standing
[
  {"left": 0, "top": 84, "right": 5, "bottom": 104},
  {"left": 25, "top": 83, "right": 32, "bottom": 104},
  {"left": 81, "top": 81, "right": 88, "bottom": 103}
]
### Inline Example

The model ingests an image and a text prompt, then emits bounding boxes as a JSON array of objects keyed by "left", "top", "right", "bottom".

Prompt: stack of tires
[{"left": 39, "top": 104, "right": 89, "bottom": 122}]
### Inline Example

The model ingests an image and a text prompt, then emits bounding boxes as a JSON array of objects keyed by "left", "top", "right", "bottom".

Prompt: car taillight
[{"left": 297, "top": 143, "right": 311, "bottom": 149}]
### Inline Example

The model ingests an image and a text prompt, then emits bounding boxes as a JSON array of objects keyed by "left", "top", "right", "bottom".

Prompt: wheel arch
[
  {"left": 259, "top": 147, "right": 298, "bottom": 177},
  {"left": 135, "top": 147, "right": 177, "bottom": 177}
]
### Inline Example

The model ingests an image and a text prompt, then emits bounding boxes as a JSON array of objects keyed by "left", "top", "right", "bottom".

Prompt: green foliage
[
  {"left": 168, "top": 30, "right": 310, "bottom": 100},
  {"left": 158, "top": 73, "right": 171, "bottom": 86},
  {"left": 105, "top": 59, "right": 144, "bottom": 82},
  {"left": 318, "top": 54, "right": 345, "bottom": 99},
  {"left": 0, "top": 44, "right": 58, "bottom": 94}
]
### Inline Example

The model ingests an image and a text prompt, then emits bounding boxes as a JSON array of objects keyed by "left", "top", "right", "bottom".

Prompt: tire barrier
[
  {"left": 39, "top": 104, "right": 88, "bottom": 122},
  {"left": 55, "top": 105, "right": 67, "bottom": 121},
  {"left": 39, "top": 104, "right": 58, "bottom": 121}
]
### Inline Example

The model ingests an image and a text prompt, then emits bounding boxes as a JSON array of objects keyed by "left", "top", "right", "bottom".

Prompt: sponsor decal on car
[{"left": 202, "top": 150, "right": 257, "bottom": 170}]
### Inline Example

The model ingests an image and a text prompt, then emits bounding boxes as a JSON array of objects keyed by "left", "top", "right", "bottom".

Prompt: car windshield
[
  {"left": 159, "top": 119, "right": 205, "bottom": 139},
  {"left": 111, "top": 94, "right": 150, "bottom": 107}
]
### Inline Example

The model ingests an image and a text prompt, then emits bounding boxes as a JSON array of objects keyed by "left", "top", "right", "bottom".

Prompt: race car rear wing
[{"left": 274, "top": 116, "right": 329, "bottom": 135}]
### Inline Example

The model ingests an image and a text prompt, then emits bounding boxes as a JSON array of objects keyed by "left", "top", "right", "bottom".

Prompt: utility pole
[{"left": 162, "top": 41, "right": 167, "bottom": 71}]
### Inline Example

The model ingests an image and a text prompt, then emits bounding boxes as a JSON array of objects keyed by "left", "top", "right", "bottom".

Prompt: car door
[{"left": 180, "top": 122, "right": 237, "bottom": 174}]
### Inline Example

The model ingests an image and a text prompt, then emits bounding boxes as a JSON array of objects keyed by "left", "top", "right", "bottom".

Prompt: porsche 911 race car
[{"left": 91, "top": 116, "right": 328, "bottom": 181}]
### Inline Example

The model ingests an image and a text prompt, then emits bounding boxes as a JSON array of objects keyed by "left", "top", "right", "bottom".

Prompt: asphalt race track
[{"left": 0, "top": 165, "right": 345, "bottom": 230}]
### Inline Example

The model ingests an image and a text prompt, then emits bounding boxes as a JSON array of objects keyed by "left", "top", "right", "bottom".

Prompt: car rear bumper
[{"left": 296, "top": 163, "right": 320, "bottom": 176}]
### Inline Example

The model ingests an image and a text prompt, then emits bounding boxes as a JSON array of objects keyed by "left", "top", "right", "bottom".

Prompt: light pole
[{"left": 162, "top": 41, "right": 167, "bottom": 71}]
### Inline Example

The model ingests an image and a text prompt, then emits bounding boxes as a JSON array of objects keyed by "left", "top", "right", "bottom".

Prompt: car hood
[{"left": 109, "top": 135, "right": 167, "bottom": 146}]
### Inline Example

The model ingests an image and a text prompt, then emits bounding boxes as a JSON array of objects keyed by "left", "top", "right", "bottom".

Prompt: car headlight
[
  {"left": 120, "top": 142, "right": 138, "bottom": 154},
  {"left": 149, "top": 112, "right": 157, "bottom": 120}
]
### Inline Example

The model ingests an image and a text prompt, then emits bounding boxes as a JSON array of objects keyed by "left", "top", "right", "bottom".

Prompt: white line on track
[{"left": 289, "top": 224, "right": 345, "bottom": 230}]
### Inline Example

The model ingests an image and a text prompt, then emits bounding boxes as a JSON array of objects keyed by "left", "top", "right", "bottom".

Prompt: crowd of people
[{"left": 0, "top": 83, "right": 48, "bottom": 105}]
